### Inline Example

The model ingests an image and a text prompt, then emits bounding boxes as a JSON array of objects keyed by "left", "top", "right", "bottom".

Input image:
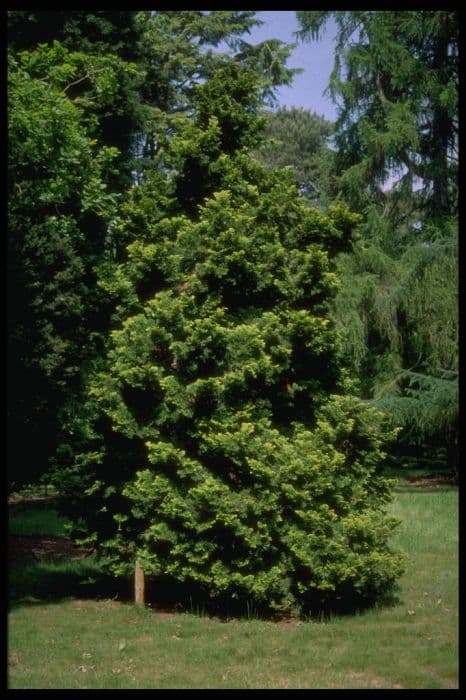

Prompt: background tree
[
  {"left": 251, "top": 106, "right": 335, "bottom": 205},
  {"left": 7, "top": 43, "right": 121, "bottom": 487},
  {"left": 296, "top": 11, "right": 459, "bottom": 474},
  {"left": 333, "top": 215, "right": 458, "bottom": 472},
  {"left": 7, "top": 11, "right": 298, "bottom": 489},
  {"left": 7, "top": 11, "right": 297, "bottom": 186},
  {"left": 8, "top": 11, "right": 145, "bottom": 190},
  {"left": 296, "top": 11, "right": 458, "bottom": 218},
  {"left": 129, "top": 11, "right": 298, "bottom": 183}
]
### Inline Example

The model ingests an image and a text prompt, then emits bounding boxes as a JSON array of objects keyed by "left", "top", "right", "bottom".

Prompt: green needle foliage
[
  {"left": 297, "top": 11, "right": 458, "bottom": 219},
  {"left": 251, "top": 107, "right": 335, "bottom": 204},
  {"left": 296, "top": 12, "right": 458, "bottom": 473},
  {"left": 53, "top": 65, "right": 405, "bottom": 616},
  {"left": 332, "top": 211, "right": 458, "bottom": 471}
]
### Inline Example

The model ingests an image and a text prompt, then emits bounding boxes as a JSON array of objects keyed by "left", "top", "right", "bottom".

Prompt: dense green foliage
[
  {"left": 297, "top": 11, "right": 458, "bottom": 218},
  {"left": 251, "top": 107, "right": 334, "bottom": 204},
  {"left": 8, "top": 11, "right": 146, "bottom": 189},
  {"left": 9, "top": 11, "right": 423, "bottom": 615},
  {"left": 7, "top": 42, "right": 120, "bottom": 485},
  {"left": 334, "top": 216, "right": 458, "bottom": 469},
  {"left": 51, "top": 63, "right": 405, "bottom": 615},
  {"left": 7, "top": 11, "right": 297, "bottom": 488},
  {"left": 296, "top": 11, "right": 458, "bottom": 472}
]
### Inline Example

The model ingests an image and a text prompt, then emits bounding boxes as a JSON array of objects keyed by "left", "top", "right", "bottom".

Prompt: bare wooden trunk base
[{"left": 135, "top": 559, "right": 145, "bottom": 606}]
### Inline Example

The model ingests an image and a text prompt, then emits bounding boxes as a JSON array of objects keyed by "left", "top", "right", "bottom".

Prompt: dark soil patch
[
  {"left": 404, "top": 473, "right": 457, "bottom": 487},
  {"left": 8, "top": 492, "right": 59, "bottom": 505},
  {"left": 9, "top": 535, "right": 94, "bottom": 563}
]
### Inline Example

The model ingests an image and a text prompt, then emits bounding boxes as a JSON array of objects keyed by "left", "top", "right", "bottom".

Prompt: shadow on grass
[
  {"left": 8, "top": 498, "right": 132, "bottom": 609},
  {"left": 8, "top": 549, "right": 404, "bottom": 621},
  {"left": 8, "top": 557, "right": 130, "bottom": 610},
  {"left": 8, "top": 558, "right": 402, "bottom": 622},
  {"left": 136, "top": 575, "right": 402, "bottom": 622}
]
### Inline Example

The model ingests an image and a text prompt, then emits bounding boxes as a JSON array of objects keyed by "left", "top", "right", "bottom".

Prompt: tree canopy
[
  {"left": 7, "top": 10, "right": 298, "bottom": 488},
  {"left": 51, "top": 61, "right": 404, "bottom": 615},
  {"left": 9, "top": 10, "right": 458, "bottom": 616},
  {"left": 297, "top": 11, "right": 458, "bottom": 218},
  {"left": 7, "top": 42, "right": 120, "bottom": 485},
  {"left": 296, "top": 10, "right": 458, "bottom": 472},
  {"left": 251, "top": 106, "right": 334, "bottom": 204}
]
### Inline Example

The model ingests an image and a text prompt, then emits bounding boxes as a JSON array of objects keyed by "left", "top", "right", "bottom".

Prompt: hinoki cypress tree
[{"left": 56, "top": 65, "right": 405, "bottom": 615}]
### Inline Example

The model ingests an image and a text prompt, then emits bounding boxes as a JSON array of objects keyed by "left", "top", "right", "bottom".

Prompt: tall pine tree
[{"left": 296, "top": 11, "right": 459, "bottom": 473}]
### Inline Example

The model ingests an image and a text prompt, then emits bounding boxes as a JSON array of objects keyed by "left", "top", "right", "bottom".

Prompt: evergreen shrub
[{"left": 54, "top": 66, "right": 405, "bottom": 615}]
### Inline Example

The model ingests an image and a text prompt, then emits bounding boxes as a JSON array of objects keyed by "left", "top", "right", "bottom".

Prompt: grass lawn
[
  {"left": 7, "top": 482, "right": 458, "bottom": 689},
  {"left": 9, "top": 497, "right": 68, "bottom": 537}
]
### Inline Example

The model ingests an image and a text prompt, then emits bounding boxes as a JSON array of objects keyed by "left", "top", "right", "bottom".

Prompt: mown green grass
[
  {"left": 9, "top": 499, "right": 68, "bottom": 537},
  {"left": 8, "top": 484, "right": 458, "bottom": 689}
]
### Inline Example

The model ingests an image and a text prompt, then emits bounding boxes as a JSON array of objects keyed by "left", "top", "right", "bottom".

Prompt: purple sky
[{"left": 246, "top": 11, "right": 337, "bottom": 122}]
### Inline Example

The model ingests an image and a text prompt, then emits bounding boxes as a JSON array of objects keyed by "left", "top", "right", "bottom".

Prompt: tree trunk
[{"left": 135, "top": 559, "right": 145, "bottom": 606}]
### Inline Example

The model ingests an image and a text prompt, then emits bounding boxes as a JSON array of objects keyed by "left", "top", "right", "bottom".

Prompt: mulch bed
[
  {"left": 404, "top": 473, "right": 457, "bottom": 487},
  {"left": 8, "top": 492, "right": 93, "bottom": 563},
  {"left": 9, "top": 535, "right": 94, "bottom": 563},
  {"left": 8, "top": 492, "right": 59, "bottom": 505}
]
